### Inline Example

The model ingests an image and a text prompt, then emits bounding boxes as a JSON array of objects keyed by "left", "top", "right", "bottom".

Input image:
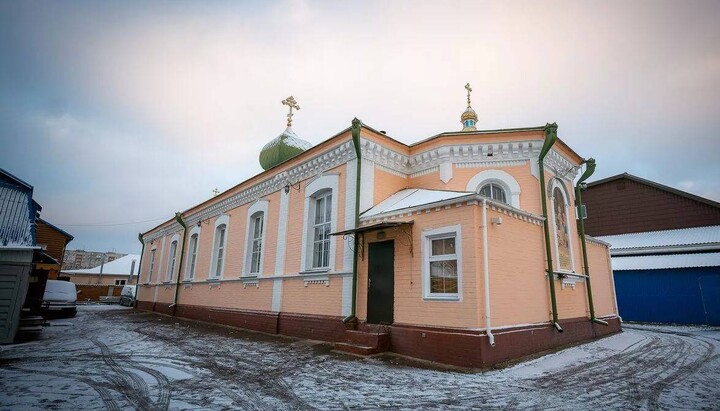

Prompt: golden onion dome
[{"left": 461, "top": 106, "right": 478, "bottom": 122}]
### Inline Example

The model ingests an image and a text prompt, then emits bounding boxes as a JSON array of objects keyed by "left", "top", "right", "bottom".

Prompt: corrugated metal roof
[
  {"left": 362, "top": 189, "right": 474, "bottom": 218},
  {"left": 0, "top": 184, "right": 35, "bottom": 248},
  {"left": 597, "top": 225, "right": 720, "bottom": 250},
  {"left": 613, "top": 252, "right": 720, "bottom": 270}
]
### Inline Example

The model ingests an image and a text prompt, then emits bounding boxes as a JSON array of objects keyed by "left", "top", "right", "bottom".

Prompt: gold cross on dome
[
  {"left": 465, "top": 83, "right": 472, "bottom": 106},
  {"left": 281, "top": 96, "right": 300, "bottom": 127}
]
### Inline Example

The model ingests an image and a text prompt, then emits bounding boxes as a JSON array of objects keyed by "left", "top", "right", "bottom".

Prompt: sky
[{"left": 1, "top": 0, "right": 719, "bottom": 255}]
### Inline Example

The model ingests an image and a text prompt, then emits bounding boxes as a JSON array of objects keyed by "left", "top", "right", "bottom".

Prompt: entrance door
[{"left": 367, "top": 240, "right": 394, "bottom": 324}]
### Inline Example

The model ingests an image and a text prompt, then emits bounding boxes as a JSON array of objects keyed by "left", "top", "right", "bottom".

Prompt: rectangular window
[
  {"left": 429, "top": 236, "right": 458, "bottom": 294},
  {"left": 214, "top": 226, "right": 226, "bottom": 278},
  {"left": 250, "top": 215, "right": 264, "bottom": 274},
  {"left": 114, "top": 279, "right": 126, "bottom": 286},
  {"left": 187, "top": 235, "right": 198, "bottom": 280},
  {"left": 148, "top": 249, "right": 156, "bottom": 283},
  {"left": 167, "top": 241, "right": 177, "bottom": 282},
  {"left": 423, "top": 226, "right": 462, "bottom": 300},
  {"left": 312, "top": 193, "right": 332, "bottom": 268}
]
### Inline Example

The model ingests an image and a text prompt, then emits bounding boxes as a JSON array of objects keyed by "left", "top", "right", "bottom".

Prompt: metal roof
[
  {"left": 597, "top": 225, "right": 720, "bottom": 252},
  {"left": 62, "top": 254, "right": 141, "bottom": 276},
  {"left": 613, "top": 252, "right": 720, "bottom": 271},
  {"left": 362, "top": 189, "right": 474, "bottom": 218}
]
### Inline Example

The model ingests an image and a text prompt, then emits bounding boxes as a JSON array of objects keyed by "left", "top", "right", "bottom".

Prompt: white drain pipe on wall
[{"left": 483, "top": 199, "right": 496, "bottom": 347}]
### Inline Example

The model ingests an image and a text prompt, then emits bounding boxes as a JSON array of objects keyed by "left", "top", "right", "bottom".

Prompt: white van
[
  {"left": 42, "top": 280, "right": 78, "bottom": 318},
  {"left": 119, "top": 285, "right": 136, "bottom": 306}
]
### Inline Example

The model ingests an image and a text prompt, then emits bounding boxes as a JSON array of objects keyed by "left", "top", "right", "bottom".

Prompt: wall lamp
[{"left": 284, "top": 182, "right": 301, "bottom": 194}]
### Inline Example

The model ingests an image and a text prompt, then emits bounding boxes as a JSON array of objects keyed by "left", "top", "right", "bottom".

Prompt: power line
[{"left": 54, "top": 216, "right": 172, "bottom": 227}]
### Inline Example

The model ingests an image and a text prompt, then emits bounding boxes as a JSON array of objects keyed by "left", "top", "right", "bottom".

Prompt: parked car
[
  {"left": 119, "top": 285, "right": 136, "bottom": 306},
  {"left": 42, "top": 280, "right": 77, "bottom": 318}
]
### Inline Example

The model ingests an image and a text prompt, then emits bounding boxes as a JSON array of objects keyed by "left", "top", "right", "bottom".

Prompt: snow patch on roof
[
  {"left": 597, "top": 225, "right": 720, "bottom": 250},
  {"left": 362, "top": 189, "right": 474, "bottom": 218},
  {"left": 612, "top": 252, "right": 720, "bottom": 270},
  {"left": 63, "top": 254, "right": 141, "bottom": 276}
]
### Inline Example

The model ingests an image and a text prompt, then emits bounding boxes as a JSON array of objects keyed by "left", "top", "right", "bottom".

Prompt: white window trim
[
  {"left": 422, "top": 225, "right": 463, "bottom": 301},
  {"left": 209, "top": 214, "right": 231, "bottom": 280},
  {"left": 242, "top": 200, "right": 269, "bottom": 277},
  {"left": 166, "top": 233, "right": 180, "bottom": 282},
  {"left": 466, "top": 169, "right": 521, "bottom": 209},
  {"left": 184, "top": 225, "right": 201, "bottom": 281},
  {"left": 301, "top": 174, "right": 339, "bottom": 273},
  {"left": 549, "top": 179, "right": 576, "bottom": 273},
  {"left": 147, "top": 248, "right": 157, "bottom": 284}
]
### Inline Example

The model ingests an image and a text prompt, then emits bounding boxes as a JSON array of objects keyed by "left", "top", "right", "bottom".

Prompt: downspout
[
  {"left": 170, "top": 212, "right": 187, "bottom": 317},
  {"left": 575, "top": 159, "right": 608, "bottom": 327},
  {"left": 134, "top": 233, "right": 145, "bottom": 308},
  {"left": 482, "top": 199, "right": 495, "bottom": 346},
  {"left": 343, "top": 118, "right": 363, "bottom": 324},
  {"left": 539, "top": 123, "right": 563, "bottom": 332}
]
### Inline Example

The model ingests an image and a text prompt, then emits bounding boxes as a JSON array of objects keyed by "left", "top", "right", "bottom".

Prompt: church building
[{"left": 136, "top": 86, "right": 620, "bottom": 368}]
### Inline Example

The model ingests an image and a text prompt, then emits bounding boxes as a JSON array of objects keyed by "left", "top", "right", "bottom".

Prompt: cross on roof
[
  {"left": 212, "top": 188, "right": 220, "bottom": 197},
  {"left": 465, "top": 83, "right": 472, "bottom": 106},
  {"left": 281, "top": 96, "right": 300, "bottom": 127}
]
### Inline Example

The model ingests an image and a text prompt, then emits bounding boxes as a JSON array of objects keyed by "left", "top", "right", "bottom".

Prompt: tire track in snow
[
  {"left": 3, "top": 366, "right": 122, "bottom": 411},
  {"left": 92, "top": 337, "right": 153, "bottom": 410}
]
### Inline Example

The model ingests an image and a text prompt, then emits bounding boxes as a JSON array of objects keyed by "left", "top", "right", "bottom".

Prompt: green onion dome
[{"left": 258, "top": 126, "right": 312, "bottom": 170}]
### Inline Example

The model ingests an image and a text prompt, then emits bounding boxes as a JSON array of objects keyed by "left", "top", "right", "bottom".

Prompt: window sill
[
  {"left": 181, "top": 279, "right": 193, "bottom": 283},
  {"left": 423, "top": 295, "right": 460, "bottom": 301},
  {"left": 207, "top": 278, "right": 221, "bottom": 282},
  {"left": 241, "top": 274, "right": 259, "bottom": 279},
  {"left": 163, "top": 281, "right": 172, "bottom": 284},
  {"left": 299, "top": 268, "right": 330, "bottom": 275}
]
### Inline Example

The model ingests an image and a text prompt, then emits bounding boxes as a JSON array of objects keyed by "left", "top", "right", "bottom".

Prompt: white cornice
[
  {"left": 143, "top": 135, "right": 580, "bottom": 242},
  {"left": 144, "top": 140, "right": 356, "bottom": 241}
]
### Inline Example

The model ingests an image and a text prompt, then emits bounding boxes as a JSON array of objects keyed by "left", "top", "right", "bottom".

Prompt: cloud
[{"left": 1, "top": 0, "right": 719, "bottom": 254}]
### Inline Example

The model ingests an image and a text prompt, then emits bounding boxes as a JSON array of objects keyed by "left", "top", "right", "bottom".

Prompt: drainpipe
[
  {"left": 575, "top": 159, "right": 608, "bottom": 327},
  {"left": 343, "top": 118, "right": 363, "bottom": 324},
  {"left": 170, "top": 212, "right": 188, "bottom": 316},
  {"left": 134, "top": 233, "right": 145, "bottom": 308},
  {"left": 539, "top": 123, "right": 562, "bottom": 332},
  {"left": 482, "top": 199, "right": 495, "bottom": 346}
]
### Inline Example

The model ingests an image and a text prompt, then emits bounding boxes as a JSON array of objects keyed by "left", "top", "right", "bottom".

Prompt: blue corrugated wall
[{"left": 614, "top": 266, "right": 720, "bottom": 325}]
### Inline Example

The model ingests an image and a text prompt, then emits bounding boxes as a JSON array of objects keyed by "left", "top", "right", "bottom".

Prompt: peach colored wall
[
  {"left": 373, "top": 167, "right": 408, "bottom": 203},
  {"left": 281, "top": 277, "right": 342, "bottom": 316},
  {"left": 357, "top": 205, "right": 480, "bottom": 329},
  {"left": 410, "top": 131, "right": 545, "bottom": 152},
  {"left": 284, "top": 163, "right": 347, "bottom": 274},
  {"left": 178, "top": 281, "right": 273, "bottom": 311},
  {"left": 483, "top": 206, "right": 550, "bottom": 327},
  {"left": 586, "top": 241, "right": 617, "bottom": 317},
  {"left": 154, "top": 284, "right": 176, "bottom": 304}
]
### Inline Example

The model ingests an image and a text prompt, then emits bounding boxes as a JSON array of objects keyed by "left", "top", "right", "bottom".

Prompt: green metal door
[{"left": 367, "top": 241, "right": 394, "bottom": 325}]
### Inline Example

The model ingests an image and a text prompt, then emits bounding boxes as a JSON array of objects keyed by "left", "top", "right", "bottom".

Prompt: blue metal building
[{"left": 599, "top": 226, "right": 720, "bottom": 326}]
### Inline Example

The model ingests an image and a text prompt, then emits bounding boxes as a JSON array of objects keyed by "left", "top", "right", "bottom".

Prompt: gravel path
[{"left": 1, "top": 305, "right": 718, "bottom": 410}]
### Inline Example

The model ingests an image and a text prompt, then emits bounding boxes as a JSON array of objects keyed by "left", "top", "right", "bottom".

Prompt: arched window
[
  {"left": 166, "top": 240, "right": 178, "bottom": 282},
  {"left": 147, "top": 248, "right": 156, "bottom": 283},
  {"left": 312, "top": 190, "right": 332, "bottom": 268},
  {"left": 301, "top": 174, "right": 339, "bottom": 271},
  {"left": 243, "top": 201, "right": 269, "bottom": 276},
  {"left": 550, "top": 180, "right": 574, "bottom": 272},
  {"left": 478, "top": 182, "right": 508, "bottom": 204},
  {"left": 185, "top": 232, "right": 199, "bottom": 280},
  {"left": 465, "top": 169, "right": 521, "bottom": 208},
  {"left": 210, "top": 214, "right": 230, "bottom": 279}
]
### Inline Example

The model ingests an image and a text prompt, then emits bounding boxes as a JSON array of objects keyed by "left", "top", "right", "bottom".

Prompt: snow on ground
[{"left": 1, "top": 306, "right": 718, "bottom": 410}]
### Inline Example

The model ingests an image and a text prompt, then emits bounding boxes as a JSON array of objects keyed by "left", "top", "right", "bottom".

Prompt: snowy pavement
[{"left": 1, "top": 306, "right": 718, "bottom": 410}]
